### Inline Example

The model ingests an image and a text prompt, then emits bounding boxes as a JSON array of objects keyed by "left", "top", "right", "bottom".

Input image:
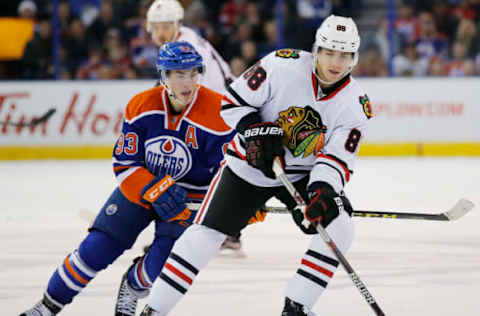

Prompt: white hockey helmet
[
  {"left": 146, "top": 0, "right": 184, "bottom": 33},
  {"left": 313, "top": 15, "right": 361, "bottom": 73}
]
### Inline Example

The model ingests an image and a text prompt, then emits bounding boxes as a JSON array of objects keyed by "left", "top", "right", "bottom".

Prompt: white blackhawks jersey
[
  {"left": 220, "top": 49, "right": 373, "bottom": 193},
  {"left": 177, "top": 26, "right": 234, "bottom": 93}
]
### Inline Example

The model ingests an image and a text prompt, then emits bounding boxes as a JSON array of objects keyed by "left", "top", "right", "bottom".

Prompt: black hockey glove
[
  {"left": 292, "top": 182, "right": 353, "bottom": 234},
  {"left": 243, "top": 121, "right": 285, "bottom": 179}
]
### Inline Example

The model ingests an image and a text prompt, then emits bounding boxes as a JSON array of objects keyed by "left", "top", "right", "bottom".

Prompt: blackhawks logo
[
  {"left": 359, "top": 94, "right": 373, "bottom": 119},
  {"left": 275, "top": 106, "right": 327, "bottom": 158}
]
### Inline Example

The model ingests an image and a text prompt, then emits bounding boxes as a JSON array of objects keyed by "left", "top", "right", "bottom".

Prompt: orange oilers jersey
[{"left": 113, "top": 85, "right": 235, "bottom": 207}]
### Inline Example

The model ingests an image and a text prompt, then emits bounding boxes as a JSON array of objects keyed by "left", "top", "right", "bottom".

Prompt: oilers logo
[{"left": 145, "top": 136, "right": 192, "bottom": 179}]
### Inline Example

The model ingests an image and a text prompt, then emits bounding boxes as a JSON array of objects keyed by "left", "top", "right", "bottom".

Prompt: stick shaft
[{"left": 272, "top": 157, "right": 386, "bottom": 316}]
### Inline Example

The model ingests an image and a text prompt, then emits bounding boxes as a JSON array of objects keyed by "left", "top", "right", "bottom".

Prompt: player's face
[
  {"left": 167, "top": 69, "right": 200, "bottom": 106},
  {"left": 315, "top": 48, "right": 353, "bottom": 84},
  {"left": 150, "top": 22, "right": 177, "bottom": 46}
]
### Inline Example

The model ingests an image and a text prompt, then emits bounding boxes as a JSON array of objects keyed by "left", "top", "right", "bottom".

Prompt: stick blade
[{"left": 445, "top": 198, "right": 475, "bottom": 221}]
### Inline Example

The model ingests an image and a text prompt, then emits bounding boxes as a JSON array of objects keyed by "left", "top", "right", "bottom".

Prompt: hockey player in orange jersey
[{"left": 19, "top": 41, "right": 265, "bottom": 316}]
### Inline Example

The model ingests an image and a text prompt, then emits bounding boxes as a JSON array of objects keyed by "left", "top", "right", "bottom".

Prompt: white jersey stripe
[{"left": 194, "top": 160, "right": 227, "bottom": 224}]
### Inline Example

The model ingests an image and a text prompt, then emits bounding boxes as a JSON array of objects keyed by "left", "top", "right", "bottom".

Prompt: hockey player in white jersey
[
  {"left": 139, "top": 15, "right": 373, "bottom": 316},
  {"left": 147, "top": 0, "right": 233, "bottom": 93}
]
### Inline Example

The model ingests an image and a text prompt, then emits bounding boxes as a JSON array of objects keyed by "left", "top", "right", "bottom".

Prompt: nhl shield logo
[
  {"left": 145, "top": 136, "right": 192, "bottom": 179},
  {"left": 105, "top": 203, "right": 118, "bottom": 215}
]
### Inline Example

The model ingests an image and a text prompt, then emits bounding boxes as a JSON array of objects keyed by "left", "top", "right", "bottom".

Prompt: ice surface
[{"left": 1, "top": 158, "right": 479, "bottom": 315}]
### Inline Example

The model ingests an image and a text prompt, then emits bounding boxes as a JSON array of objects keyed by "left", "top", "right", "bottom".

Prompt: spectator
[
  {"left": 21, "top": 17, "right": 52, "bottom": 78},
  {"left": 258, "top": 20, "right": 278, "bottom": 57},
  {"left": 362, "top": 17, "right": 401, "bottom": 62},
  {"left": 394, "top": 2, "right": 417, "bottom": 43},
  {"left": 431, "top": 2, "right": 458, "bottom": 40},
  {"left": 63, "top": 18, "right": 90, "bottom": 75},
  {"left": 445, "top": 40, "right": 475, "bottom": 76},
  {"left": 428, "top": 56, "right": 447, "bottom": 76},
  {"left": 415, "top": 11, "right": 449, "bottom": 59},
  {"left": 18, "top": 0, "right": 37, "bottom": 20},
  {"left": 353, "top": 45, "right": 388, "bottom": 77},
  {"left": 393, "top": 42, "right": 429, "bottom": 76},
  {"left": 240, "top": 40, "right": 258, "bottom": 66},
  {"left": 75, "top": 46, "right": 105, "bottom": 79},
  {"left": 223, "top": 21, "right": 254, "bottom": 60},
  {"left": 219, "top": 0, "right": 249, "bottom": 33},
  {"left": 58, "top": 1, "right": 75, "bottom": 34},
  {"left": 230, "top": 56, "right": 247, "bottom": 77},
  {"left": 86, "top": 1, "right": 122, "bottom": 48},
  {"left": 455, "top": 18, "right": 478, "bottom": 56}
]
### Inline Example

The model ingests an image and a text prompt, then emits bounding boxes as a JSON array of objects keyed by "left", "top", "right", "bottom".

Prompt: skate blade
[{"left": 218, "top": 248, "right": 247, "bottom": 258}]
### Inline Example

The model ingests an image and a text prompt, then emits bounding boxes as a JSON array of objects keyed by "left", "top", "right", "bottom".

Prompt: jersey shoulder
[
  {"left": 125, "top": 86, "right": 165, "bottom": 122},
  {"left": 261, "top": 49, "right": 313, "bottom": 70},
  {"left": 187, "top": 86, "right": 232, "bottom": 133},
  {"left": 179, "top": 26, "right": 207, "bottom": 50},
  {"left": 338, "top": 77, "right": 373, "bottom": 122}
]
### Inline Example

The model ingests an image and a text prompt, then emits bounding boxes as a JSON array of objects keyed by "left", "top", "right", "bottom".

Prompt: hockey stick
[
  {"left": 185, "top": 199, "right": 474, "bottom": 221},
  {"left": 263, "top": 199, "right": 473, "bottom": 221},
  {"left": 0, "top": 108, "right": 56, "bottom": 127},
  {"left": 80, "top": 200, "right": 474, "bottom": 223},
  {"left": 272, "top": 157, "right": 386, "bottom": 316}
]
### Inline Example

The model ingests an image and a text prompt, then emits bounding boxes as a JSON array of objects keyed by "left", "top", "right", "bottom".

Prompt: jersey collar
[
  {"left": 162, "top": 87, "right": 199, "bottom": 131},
  {"left": 311, "top": 72, "right": 351, "bottom": 101}
]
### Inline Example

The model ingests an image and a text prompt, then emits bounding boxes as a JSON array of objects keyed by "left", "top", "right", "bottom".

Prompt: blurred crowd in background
[{"left": 0, "top": 0, "right": 480, "bottom": 80}]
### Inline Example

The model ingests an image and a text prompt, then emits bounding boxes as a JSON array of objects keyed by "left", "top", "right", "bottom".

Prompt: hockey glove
[
  {"left": 141, "top": 175, "right": 188, "bottom": 222},
  {"left": 244, "top": 121, "right": 284, "bottom": 179},
  {"left": 247, "top": 208, "right": 267, "bottom": 225},
  {"left": 292, "top": 182, "right": 353, "bottom": 234}
]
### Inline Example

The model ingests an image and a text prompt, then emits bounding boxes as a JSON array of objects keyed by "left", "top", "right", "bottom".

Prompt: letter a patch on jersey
[
  {"left": 185, "top": 126, "right": 198, "bottom": 149},
  {"left": 359, "top": 94, "right": 373, "bottom": 119}
]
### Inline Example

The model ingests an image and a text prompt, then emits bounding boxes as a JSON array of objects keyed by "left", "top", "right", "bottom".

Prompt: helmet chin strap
[
  {"left": 172, "top": 21, "right": 180, "bottom": 41},
  {"left": 165, "top": 83, "right": 188, "bottom": 109}
]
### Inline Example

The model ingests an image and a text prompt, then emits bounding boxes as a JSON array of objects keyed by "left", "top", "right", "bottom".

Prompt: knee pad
[
  {"left": 78, "top": 230, "right": 125, "bottom": 271},
  {"left": 91, "top": 187, "right": 156, "bottom": 248}
]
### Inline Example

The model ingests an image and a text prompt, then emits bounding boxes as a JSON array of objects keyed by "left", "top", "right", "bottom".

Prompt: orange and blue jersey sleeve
[{"left": 112, "top": 93, "right": 156, "bottom": 207}]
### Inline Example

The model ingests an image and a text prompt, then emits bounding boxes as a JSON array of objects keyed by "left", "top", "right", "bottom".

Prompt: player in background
[
  {"left": 146, "top": 0, "right": 243, "bottom": 253},
  {"left": 139, "top": 15, "right": 373, "bottom": 316},
  {"left": 19, "top": 42, "right": 264, "bottom": 316},
  {"left": 147, "top": 0, "right": 233, "bottom": 92}
]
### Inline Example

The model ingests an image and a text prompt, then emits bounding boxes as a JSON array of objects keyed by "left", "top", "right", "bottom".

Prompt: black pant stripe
[
  {"left": 226, "top": 149, "right": 243, "bottom": 160},
  {"left": 221, "top": 103, "right": 237, "bottom": 111},
  {"left": 159, "top": 272, "right": 187, "bottom": 294},
  {"left": 297, "top": 269, "right": 328, "bottom": 288},
  {"left": 306, "top": 249, "right": 339, "bottom": 267},
  {"left": 169, "top": 252, "right": 199, "bottom": 275},
  {"left": 325, "top": 153, "right": 352, "bottom": 173}
]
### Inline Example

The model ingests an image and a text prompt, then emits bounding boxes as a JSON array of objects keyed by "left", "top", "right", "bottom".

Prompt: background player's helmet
[
  {"left": 146, "top": 0, "right": 184, "bottom": 34},
  {"left": 313, "top": 15, "right": 361, "bottom": 74},
  {"left": 156, "top": 41, "right": 204, "bottom": 93}
]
